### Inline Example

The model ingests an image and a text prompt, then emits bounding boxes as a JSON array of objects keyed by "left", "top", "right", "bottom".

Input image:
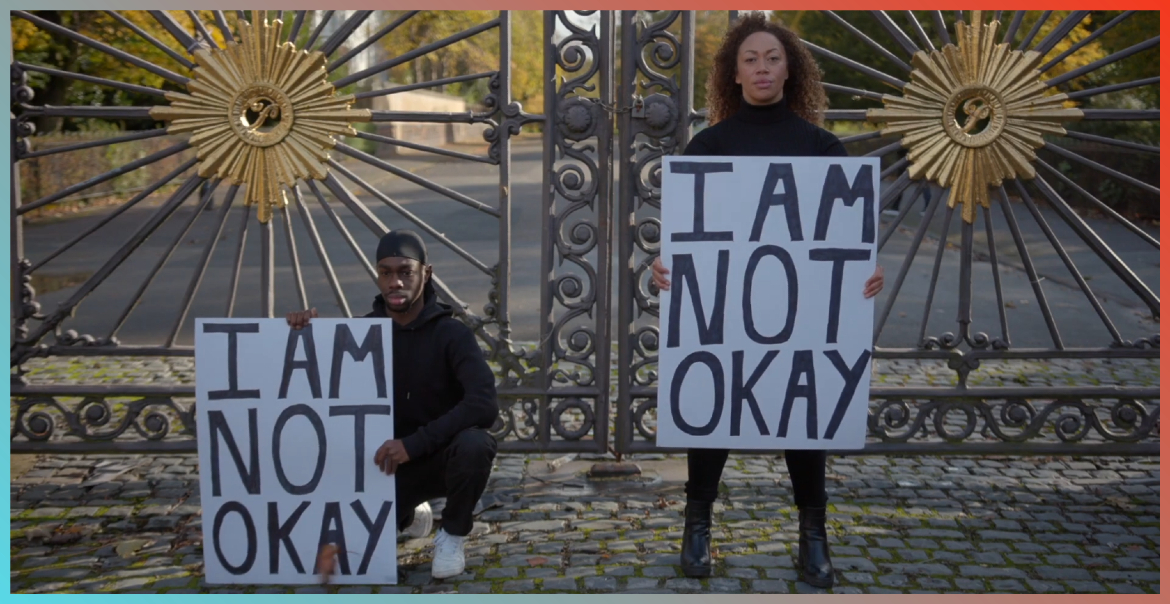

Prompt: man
[{"left": 287, "top": 229, "right": 499, "bottom": 580}]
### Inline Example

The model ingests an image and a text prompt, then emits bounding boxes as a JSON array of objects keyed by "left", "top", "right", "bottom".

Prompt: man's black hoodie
[{"left": 365, "top": 280, "right": 498, "bottom": 461}]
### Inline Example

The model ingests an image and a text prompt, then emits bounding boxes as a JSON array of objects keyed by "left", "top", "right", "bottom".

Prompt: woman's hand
[
  {"left": 651, "top": 256, "right": 671, "bottom": 291},
  {"left": 863, "top": 265, "right": 884, "bottom": 299}
]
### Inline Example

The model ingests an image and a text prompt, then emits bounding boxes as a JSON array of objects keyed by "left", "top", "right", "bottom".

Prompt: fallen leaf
[
  {"left": 115, "top": 539, "right": 152, "bottom": 558},
  {"left": 527, "top": 556, "right": 548, "bottom": 566}
]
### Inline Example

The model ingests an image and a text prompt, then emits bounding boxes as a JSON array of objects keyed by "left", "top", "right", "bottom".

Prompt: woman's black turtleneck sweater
[{"left": 683, "top": 97, "right": 846, "bottom": 158}]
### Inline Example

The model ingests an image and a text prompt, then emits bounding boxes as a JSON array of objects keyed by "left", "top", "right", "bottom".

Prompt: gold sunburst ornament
[
  {"left": 150, "top": 11, "right": 371, "bottom": 223},
  {"left": 867, "top": 11, "right": 1083, "bottom": 223}
]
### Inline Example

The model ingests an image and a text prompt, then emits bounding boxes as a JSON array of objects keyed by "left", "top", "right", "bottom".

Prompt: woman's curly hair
[{"left": 705, "top": 12, "right": 828, "bottom": 127}]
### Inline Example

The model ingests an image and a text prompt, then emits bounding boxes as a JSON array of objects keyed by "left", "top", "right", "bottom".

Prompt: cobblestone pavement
[
  {"left": 10, "top": 355, "right": 1160, "bottom": 594},
  {"left": 8, "top": 451, "right": 1161, "bottom": 594}
]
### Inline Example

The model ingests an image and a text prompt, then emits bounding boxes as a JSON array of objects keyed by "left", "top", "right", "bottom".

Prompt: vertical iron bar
[
  {"left": 592, "top": 10, "right": 615, "bottom": 454},
  {"left": 289, "top": 11, "right": 307, "bottom": 43},
  {"left": 1013, "top": 180, "right": 1123, "bottom": 343},
  {"left": 931, "top": 11, "right": 952, "bottom": 46},
  {"left": 877, "top": 181, "right": 924, "bottom": 251},
  {"left": 982, "top": 205, "right": 1011, "bottom": 347},
  {"left": 905, "top": 11, "right": 936, "bottom": 53},
  {"left": 1031, "top": 174, "right": 1159, "bottom": 313},
  {"left": 185, "top": 11, "right": 216, "bottom": 49},
  {"left": 226, "top": 204, "right": 251, "bottom": 318},
  {"left": 1040, "top": 11, "right": 1135, "bottom": 73},
  {"left": 23, "top": 175, "right": 206, "bottom": 345},
  {"left": 916, "top": 203, "right": 956, "bottom": 346},
  {"left": 1003, "top": 11, "right": 1026, "bottom": 46},
  {"left": 615, "top": 10, "right": 638, "bottom": 454},
  {"left": 31, "top": 158, "right": 196, "bottom": 271},
  {"left": 870, "top": 10, "right": 920, "bottom": 56},
  {"left": 1035, "top": 159, "right": 1158, "bottom": 248},
  {"left": 280, "top": 204, "right": 309, "bottom": 312},
  {"left": 678, "top": 12, "right": 696, "bottom": 158},
  {"left": 107, "top": 179, "right": 221, "bottom": 340},
  {"left": 261, "top": 215, "right": 274, "bottom": 318},
  {"left": 539, "top": 10, "right": 558, "bottom": 450},
  {"left": 104, "top": 10, "right": 195, "bottom": 70},
  {"left": 1018, "top": 11, "right": 1052, "bottom": 51},
  {"left": 168, "top": 185, "right": 239, "bottom": 346},
  {"left": 821, "top": 11, "right": 914, "bottom": 73},
  {"left": 148, "top": 10, "right": 202, "bottom": 53},
  {"left": 11, "top": 46, "right": 25, "bottom": 360},
  {"left": 306, "top": 180, "right": 378, "bottom": 285},
  {"left": 497, "top": 11, "right": 514, "bottom": 348},
  {"left": 956, "top": 217, "right": 974, "bottom": 342},
  {"left": 1032, "top": 11, "right": 1090, "bottom": 56},
  {"left": 305, "top": 11, "right": 336, "bottom": 50},
  {"left": 213, "top": 11, "right": 235, "bottom": 44},
  {"left": 291, "top": 184, "right": 352, "bottom": 318},
  {"left": 995, "top": 186, "right": 1062, "bottom": 349},
  {"left": 873, "top": 189, "right": 945, "bottom": 340},
  {"left": 319, "top": 10, "right": 374, "bottom": 58}
]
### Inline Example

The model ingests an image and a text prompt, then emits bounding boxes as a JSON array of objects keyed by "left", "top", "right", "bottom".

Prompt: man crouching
[{"left": 288, "top": 229, "right": 499, "bottom": 580}]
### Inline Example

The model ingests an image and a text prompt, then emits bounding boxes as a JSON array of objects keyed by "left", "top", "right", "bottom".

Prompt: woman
[{"left": 650, "top": 13, "right": 884, "bottom": 588}]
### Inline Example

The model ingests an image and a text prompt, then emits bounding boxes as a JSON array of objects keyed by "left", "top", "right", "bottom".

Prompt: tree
[{"left": 13, "top": 10, "right": 194, "bottom": 133}]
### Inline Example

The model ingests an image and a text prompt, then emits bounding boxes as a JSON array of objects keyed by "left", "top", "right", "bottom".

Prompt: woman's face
[{"left": 735, "top": 31, "right": 789, "bottom": 106}]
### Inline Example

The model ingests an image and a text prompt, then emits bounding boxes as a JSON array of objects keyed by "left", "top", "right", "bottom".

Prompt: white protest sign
[
  {"left": 657, "top": 156, "right": 880, "bottom": 450},
  {"left": 195, "top": 318, "right": 397, "bottom": 584}
]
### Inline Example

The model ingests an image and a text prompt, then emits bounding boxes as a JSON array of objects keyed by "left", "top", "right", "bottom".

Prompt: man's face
[{"left": 377, "top": 257, "right": 429, "bottom": 313}]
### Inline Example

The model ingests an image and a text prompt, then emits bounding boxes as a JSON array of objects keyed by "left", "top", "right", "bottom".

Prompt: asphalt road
[{"left": 17, "top": 136, "right": 1159, "bottom": 350}]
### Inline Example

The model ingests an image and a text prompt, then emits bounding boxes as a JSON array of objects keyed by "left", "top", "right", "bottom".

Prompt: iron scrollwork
[
  {"left": 616, "top": 11, "right": 690, "bottom": 448},
  {"left": 868, "top": 396, "right": 1159, "bottom": 445},
  {"left": 11, "top": 394, "right": 197, "bottom": 449},
  {"left": 545, "top": 10, "right": 609, "bottom": 392}
]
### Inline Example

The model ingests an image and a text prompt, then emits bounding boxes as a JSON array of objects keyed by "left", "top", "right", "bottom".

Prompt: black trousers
[
  {"left": 394, "top": 428, "right": 497, "bottom": 537},
  {"left": 685, "top": 448, "right": 827, "bottom": 509}
]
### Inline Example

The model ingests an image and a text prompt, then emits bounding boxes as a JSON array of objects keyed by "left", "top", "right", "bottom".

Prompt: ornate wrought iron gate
[{"left": 10, "top": 10, "right": 1160, "bottom": 455}]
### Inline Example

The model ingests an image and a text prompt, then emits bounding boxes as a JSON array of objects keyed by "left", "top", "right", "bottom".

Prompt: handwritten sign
[
  {"left": 195, "top": 318, "right": 397, "bottom": 584},
  {"left": 657, "top": 156, "right": 880, "bottom": 450}
]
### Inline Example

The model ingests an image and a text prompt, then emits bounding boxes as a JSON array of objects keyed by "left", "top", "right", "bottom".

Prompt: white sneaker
[
  {"left": 430, "top": 528, "right": 466, "bottom": 579},
  {"left": 403, "top": 502, "right": 433, "bottom": 540}
]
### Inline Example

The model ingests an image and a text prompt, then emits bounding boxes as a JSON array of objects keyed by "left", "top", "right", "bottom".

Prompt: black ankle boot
[
  {"left": 680, "top": 499, "right": 712, "bottom": 577},
  {"left": 797, "top": 507, "right": 834, "bottom": 588}
]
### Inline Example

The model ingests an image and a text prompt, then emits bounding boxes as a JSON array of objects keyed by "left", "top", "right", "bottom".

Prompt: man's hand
[
  {"left": 286, "top": 308, "right": 318, "bottom": 330},
  {"left": 863, "top": 265, "right": 884, "bottom": 299},
  {"left": 374, "top": 439, "right": 410, "bottom": 474}
]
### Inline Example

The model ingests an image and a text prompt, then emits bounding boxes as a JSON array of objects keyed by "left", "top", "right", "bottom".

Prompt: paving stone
[
  {"left": 889, "top": 563, "right": 952, "bottom": 576},
  {"left": 484, "top": 567, "right": 518, "bottom": 579},
  {"left": 500, "top": 579, "right": 536, "bottom": 592},
  {"left": 1094, "top": 571, "right": 1161, "bottom": 582},
  {"left": 1063, "top": 581, "right": 1107, "bottom": 592},
  {"left": 724, "top": 554, "right": 789, "bottom": 568},
  {"left": 960, "top": 566, "right": 1027, "bottom": 579},
  {"left": 835, "top": 557, "right": 878, "bottom": 572},
  {"left": 623, "top": 577, "right": 661, "bottom": 591},
  {"left": 583, "top": 576, "right": 618, "bottom": 592},
  {"left": 151, "top": 577, "right": 194, "bottom": 589},
  {"left": 28, "top": 568, "right": 91, "bottom": 580},
  {"left": 1107, "top": 584, "right": 1150, "bottom": 594},
  {"left": 457, "top": 582, "right": 493, "bottom": 594},
  {"left": 916, "top": 577, "right": 952, "bottom": 590},
  {"left": 990, "top": 579, "right": 1027, "bottom": 592},
  {"left": 542, "top": 577, "right": 578, "bottom": 591},
  {"left": 664, "top": 578, "right": 702, "bottom": 591}
]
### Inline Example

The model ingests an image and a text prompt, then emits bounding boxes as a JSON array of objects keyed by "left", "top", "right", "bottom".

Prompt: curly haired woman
[{"left": 651, "top": 13, "right": 884, "bottom": 588}]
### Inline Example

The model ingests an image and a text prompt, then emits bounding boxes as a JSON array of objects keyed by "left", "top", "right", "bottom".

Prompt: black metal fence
[{"left": 10, "top": 10, "right": 1159, "bottom": 456}]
